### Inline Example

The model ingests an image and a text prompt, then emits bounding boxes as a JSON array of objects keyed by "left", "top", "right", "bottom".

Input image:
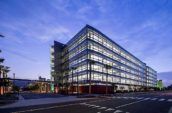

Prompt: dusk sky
[{"left": 0, "top": 0, "right": 172, "bottom": 85}]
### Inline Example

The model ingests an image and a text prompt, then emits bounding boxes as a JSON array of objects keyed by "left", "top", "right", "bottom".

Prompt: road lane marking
[
  {"left": 151, "top": 98, "right": 157, "bottom": 100},
  {"left": 116, "top": 97, "right": 121, "bottom": 99},
  {"left": 158, "top": 99, "right": 165, "bottom": 101},
  {"left": 105, "top": 108, "right": 115, "bottom": 111},
  {"left": 134, "top": 97, "right": 139, "bottom": 99},
  {"left": 115, "top": 99, "right": 146, "bottom": 109},
  {"left": 92, "top": 105, "right": 100, "bottom": 108},
  {"left": 81, "top": 101, "right": 130, "bottom": 113},
  {"left": 98, "top": 107, "right": 107, "bottom": 109},
  {"left": 88, "top": 104, "right": 97, "bottom": 107},
  {"left": 114, "top": 110, "right": 123, "bottom": 113},
  {"left": 129, "top": 97, "right": 135, "bottom": 99},
  {"left": 167, "top": 99, "right": 172, "bottom": 102},
  {"left": 144, "top": 98, "right": 150, "bottom": 100},
  {"left": 137, "top": 97, "right": 143, "bottom": 99}
]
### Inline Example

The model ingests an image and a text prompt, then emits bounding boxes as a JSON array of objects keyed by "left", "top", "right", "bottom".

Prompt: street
[{"left": 0, "top": 92, "right": 172, "bottom": 113}]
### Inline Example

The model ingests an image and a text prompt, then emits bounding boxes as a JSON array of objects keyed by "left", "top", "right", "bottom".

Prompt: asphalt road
[{"left": 1, "top": 92, "right": 172, "bottom": 113}]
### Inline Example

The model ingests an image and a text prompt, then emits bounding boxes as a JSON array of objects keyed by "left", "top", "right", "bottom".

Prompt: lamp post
[
  {"left": 89, "top": 60, "right": 95, "bottom": 94},
  {"left": 70, "top": 67, "right": 77, "bottom": 94},
  {"left": 104, "top": 64, "right": 112, "bottom": 94}
]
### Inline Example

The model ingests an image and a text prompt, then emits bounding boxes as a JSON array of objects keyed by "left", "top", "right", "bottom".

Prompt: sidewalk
[{"left": 0, "top": 95, "right": 90, "bottom": 109}]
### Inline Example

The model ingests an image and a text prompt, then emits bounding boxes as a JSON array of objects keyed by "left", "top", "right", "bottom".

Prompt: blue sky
[{"left": 0, "top": 0, "right": 172, "bottom": 84}]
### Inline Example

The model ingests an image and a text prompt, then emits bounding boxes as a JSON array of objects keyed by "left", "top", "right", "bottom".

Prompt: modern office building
[
  {"left": 146, "top": 66, "right": 157, "bottom": 88},
  {"left": 50, "top": 25, "right": 157, "bottom": 94}
]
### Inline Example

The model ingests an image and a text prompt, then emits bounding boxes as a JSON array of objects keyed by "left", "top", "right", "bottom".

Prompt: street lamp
[
  {"left": 104, "top": 64, "right": 112, "bottom": 94},
  {"left": 70, "top": 67, "right": 77, "bottom": 94},
  {"left": 89, "top": 60, "right": 95, "bottom": 94}
]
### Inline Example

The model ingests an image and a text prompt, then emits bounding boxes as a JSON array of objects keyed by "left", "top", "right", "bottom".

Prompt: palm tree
[
  {"left": 0, "top": 34, "right": 4, "bottom": 38},
  {"left": 0, "top": 58, "right": 4, "bottom": 63}
]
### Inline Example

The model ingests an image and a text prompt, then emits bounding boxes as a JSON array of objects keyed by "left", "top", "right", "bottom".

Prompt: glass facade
[
  {"left": 50, "top": 25, "right": 157, "bottom": 93},
  {"left": 146, "top": 66, "right": 157, "bottom": 87}
]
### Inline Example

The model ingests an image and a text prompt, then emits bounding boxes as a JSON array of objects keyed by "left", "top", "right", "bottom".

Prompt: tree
[
  {"left": 12, "top": 85, "right": 20, "bottom": 92},
  {"left": 167, "top": 84, "right": 172, "bottom": 90},
  {"left": 29, "top": 84, "right": 39, "bottom": 90}
]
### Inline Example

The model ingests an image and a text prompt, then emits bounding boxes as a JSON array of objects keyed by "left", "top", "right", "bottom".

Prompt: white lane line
[
  {"left": 137, "top": 97, "right": 143, "bottom": 100},
  {"left": 167, "top": 99, "right": 172, "bottom": 102},
  {"left": 92, "top": 105, "right": 100, "bottom": 108},
  {"left": 116, "top": 97, "right": 121, "bottom": 99},
  {"left": 134, "top": 97, "right": 139, "bottom": 99},
  {"left": 80, "top": 102, "right": 88, "bottom": 105},
  {"left": 105, "top": 108, "right": 115, "bottom": 111},
  {"left": 98, "top": 107, "right": 107, "bottom": 109},
  {"left": 158, "top": 99, "right": 165, "bottom": 101},
  {"left": 151, "top": 98, "right": 157, "bottom": 100},
  {"left": 130, "top": 97, "right": 135, "bottom": 99},
  {"left": 88, "top": 104, "right": 97, "bottom": 107},
  {"left": 114, "top": 110, "right": 123, "bottom": 113},
  {"left": 115, "top": 99, "right": 146, "bottom": 109},
  {"left": 144, "top": 98, "right": 150, "bottom": 100}
]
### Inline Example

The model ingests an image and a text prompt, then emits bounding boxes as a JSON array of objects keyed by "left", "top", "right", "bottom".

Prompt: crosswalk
[
  {"left": 112, "top": 96, "right": 172, "bottom": 102},
  {"left": 79, "top": 96, "right": 172, "bottom": 113},
  {"left": 80, "top": 103, "right": 128, "bottom": 113}
]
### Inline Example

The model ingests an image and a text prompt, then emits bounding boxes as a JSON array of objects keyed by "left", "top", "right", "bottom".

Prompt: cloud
[
  {"left": 0, "top": 9, "right": 71, "bottom": 43},
  {"left": 22, "top": 24, "right": 71, "bottom": 42},
  {"left": 2, "top": 48, "right": 37, "bottom": 62}
]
